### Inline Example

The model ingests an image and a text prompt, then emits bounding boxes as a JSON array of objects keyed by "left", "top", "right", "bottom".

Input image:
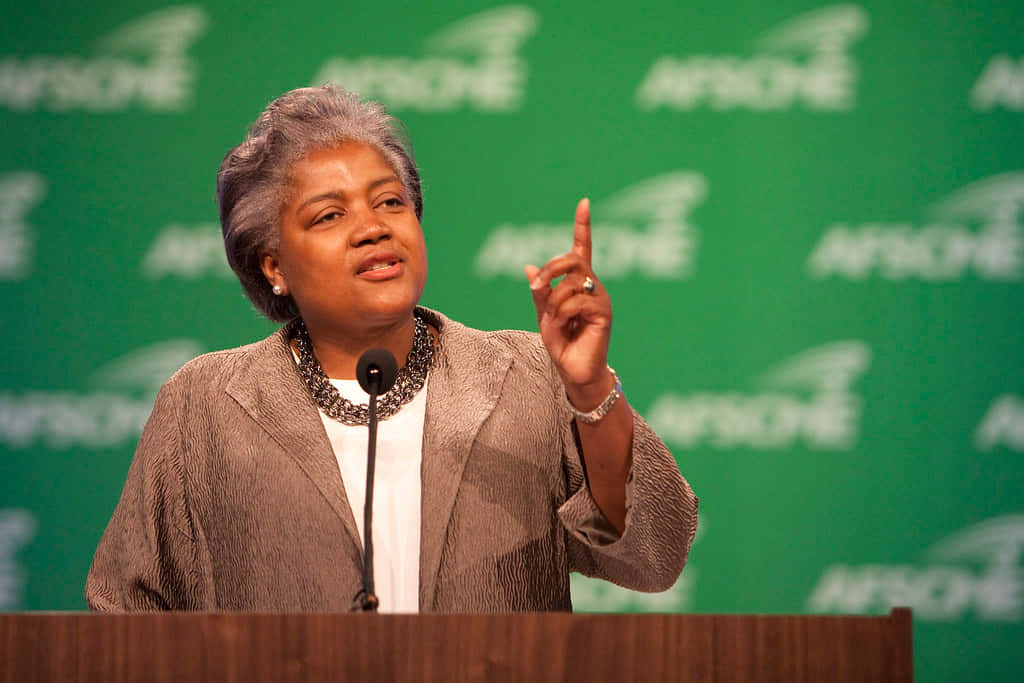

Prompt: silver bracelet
[{"left": 568, "top": 366, "right": 623, "bottom": 424}]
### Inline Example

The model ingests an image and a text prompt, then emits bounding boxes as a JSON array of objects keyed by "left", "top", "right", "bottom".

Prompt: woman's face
[{"left": 261, "top": 141, "right": 427, "bottom": 335}]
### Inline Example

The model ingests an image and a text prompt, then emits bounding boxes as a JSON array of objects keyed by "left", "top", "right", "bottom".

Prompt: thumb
[{"left": 524, "top": 264, "right": 550, "bottom": 325}]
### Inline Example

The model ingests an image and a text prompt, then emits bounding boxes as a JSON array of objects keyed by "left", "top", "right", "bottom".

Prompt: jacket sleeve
[
  {"left": 85, "top": 375, "right": 213, "bottom": 611},
  {"left": 557, "top": 401, "right": 699, "bottom": 593}
]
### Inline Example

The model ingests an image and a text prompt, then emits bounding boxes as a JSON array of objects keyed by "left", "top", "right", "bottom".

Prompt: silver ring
[{"left": 582, "top": 276, "right": 596, "bottom": 294}]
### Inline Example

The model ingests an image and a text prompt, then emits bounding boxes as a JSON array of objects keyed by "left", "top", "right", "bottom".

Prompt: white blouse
[{"left": 315, "top": 376, "right": 427, "bottom": 614}]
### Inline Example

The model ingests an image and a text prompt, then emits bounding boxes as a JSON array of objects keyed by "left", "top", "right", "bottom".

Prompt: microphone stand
[
  {"left": 352, "top": 349, "right": 397, "bottom": 613},
  {"left": 354, "top": 375, "right": 381, "bottom": 612}
]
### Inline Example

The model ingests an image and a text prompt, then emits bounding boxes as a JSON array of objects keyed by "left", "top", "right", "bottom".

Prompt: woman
[{"left": 86, "top": 85, "right": 697, "bottom": 612}]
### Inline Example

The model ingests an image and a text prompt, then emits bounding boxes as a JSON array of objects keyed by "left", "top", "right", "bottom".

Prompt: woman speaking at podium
[{"left": 86, "top": 85, "right": 697, "bottom": 612}]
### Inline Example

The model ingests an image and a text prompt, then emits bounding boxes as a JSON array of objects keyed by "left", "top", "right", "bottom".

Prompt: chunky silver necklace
[{"left": 291, "top": 314, "right": 434, "bottom": 426}]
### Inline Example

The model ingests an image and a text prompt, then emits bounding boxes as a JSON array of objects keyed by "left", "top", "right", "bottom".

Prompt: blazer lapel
[
  {"left": 224, "top": 328, "right": 364, "bottom": 559},
  {"left": 417, "top": 308, "right": 513, "bottom": 610}
]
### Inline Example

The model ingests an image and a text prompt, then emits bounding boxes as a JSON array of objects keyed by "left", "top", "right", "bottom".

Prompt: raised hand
[{"left": 524, "top": 198, "right": 615, "bottom": 408}]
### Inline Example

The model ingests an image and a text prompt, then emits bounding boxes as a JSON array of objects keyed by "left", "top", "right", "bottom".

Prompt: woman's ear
[{"left": 260, "top": 251, "right": 287, "bottom": 295}]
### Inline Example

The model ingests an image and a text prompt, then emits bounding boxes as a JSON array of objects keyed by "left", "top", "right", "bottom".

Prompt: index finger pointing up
[{"left": 573, "top": 197, "right": 592, "bottom": 265}]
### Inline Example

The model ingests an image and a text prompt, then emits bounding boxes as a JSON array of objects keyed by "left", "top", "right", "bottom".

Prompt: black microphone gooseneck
[{"left": 352, "top": 348, "right": 398, "bottom": 613}]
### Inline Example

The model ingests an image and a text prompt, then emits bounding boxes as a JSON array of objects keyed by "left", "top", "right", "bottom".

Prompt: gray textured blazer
[{"left": 86, "top": 308, "right": 697, "bottom": 612}]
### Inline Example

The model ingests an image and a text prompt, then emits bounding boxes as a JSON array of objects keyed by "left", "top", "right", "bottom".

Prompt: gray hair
[{"left": 216, "top": 84, "right": 423, "bottom": 322}]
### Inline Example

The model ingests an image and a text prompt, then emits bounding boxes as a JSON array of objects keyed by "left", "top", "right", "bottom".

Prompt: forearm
[{"left": 566, "top": 371, "right": 633, "bottom": 534}]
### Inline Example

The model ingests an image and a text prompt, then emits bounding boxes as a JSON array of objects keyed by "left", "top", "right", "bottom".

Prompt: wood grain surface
[{"left": 0, "top": 609, "right": 912, "bottom": 682}]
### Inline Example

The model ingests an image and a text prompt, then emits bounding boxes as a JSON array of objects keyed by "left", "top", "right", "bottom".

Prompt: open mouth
[
  {"left": 356, "top": 255, "right": 403, "bottom": 279},
  {"left": 358, "top": 259, "right": 400, "bottom": 274}
]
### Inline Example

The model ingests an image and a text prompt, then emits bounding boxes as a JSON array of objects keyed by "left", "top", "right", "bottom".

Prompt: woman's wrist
[{"left": 565, "top": 367, "right": 622, "bottom": 423}]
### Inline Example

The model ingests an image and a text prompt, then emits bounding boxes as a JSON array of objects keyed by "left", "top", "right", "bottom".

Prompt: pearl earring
[{"left": 272, "top": 285, "right": 283, "bottom": 295}]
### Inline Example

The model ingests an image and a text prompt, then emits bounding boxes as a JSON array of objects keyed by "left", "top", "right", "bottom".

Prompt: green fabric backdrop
[{"left": 2, "top": 2, "right": 1022, "bottom": 680}]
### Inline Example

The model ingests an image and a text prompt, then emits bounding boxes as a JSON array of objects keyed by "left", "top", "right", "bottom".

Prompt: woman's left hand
[{"left": 525, "top": 198, "right": 615, "bottom": 408}]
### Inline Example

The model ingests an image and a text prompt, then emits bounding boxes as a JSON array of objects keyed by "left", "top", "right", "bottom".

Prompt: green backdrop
[{"left": 2, "top": 2, "right": 1022, "bottom": 681}]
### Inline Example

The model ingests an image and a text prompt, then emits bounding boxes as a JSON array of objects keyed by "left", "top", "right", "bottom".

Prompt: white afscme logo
[
  {"left": 142, "top": 223, "right": 232, "bottom": 279},
  {"left": 0, "top": 340, "right": 203, "bottom": 449},
  {"left": 808, "top": 172, "right": 1024, "bottom": 281},
  {"left": 475, "top": 172, "right": 706, "bottom": 279},
  {"left": 0, "top": 509, "right": 35, "bottom": 610},
  {"left": 0, "top": 172, "right": 45, "bottom": 280},
  {"left": 313, "top": 5, "right": 537, "bottom": 111},
  {"left": 636, "top": 5, "right": 868, "bottom": 111},
  {"left": 975, "top": 395, "right": 1024, "bottom": 451},
  {"left": 971, "top": 55, "right": 1024, "bottom": 112},
  {"left": 0, "top": 6, "right": 207, "bottom": 112},
  {"left": 808, "top": 515, "right": 1024, "bottom": 622},
  {"left": 647, "top": 341, "right": 869, "bottom": 450}
]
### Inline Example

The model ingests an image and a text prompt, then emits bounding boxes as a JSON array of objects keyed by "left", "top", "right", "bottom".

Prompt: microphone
[
  {"left": 357, "top": 349, "right": 398, "bottom": 396},
  {"left": 352, "top": 348, "right": 397, "bottom": 613}
]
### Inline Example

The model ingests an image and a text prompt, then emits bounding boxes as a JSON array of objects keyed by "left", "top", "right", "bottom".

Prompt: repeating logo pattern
[
  {"left": 0, "top": 509, "right": 35, "bottom": 610},
  {"left": 808, "top": 172, "right": 1024, "bottom": 281},
  {"left": 475, "top": 172, "right": 706, "bottom": 279},
  {"left": 808, "top": 515, "right": 1024, "bottom": 621},
  {"left": 0, "top": 340, "right": 203, "bottom": 449},
  {"left": 976, "top": 395, "right": 1024, "bottom": 451},
  {"left": 0, "top": 6, "right": 207, "bottom": 112},
  {"left": 636, "top": 5, "right": 868, "bottom": 111},
  {"left": 142, "top": 223, "right": 232, "bottom": 279},
  {"left": 647, "top": 341, "right": 869, "bottom": 450},
  {"left": 0, "top": 172, "right": 44, "bottom": 280},
  {"left": 971, "top": 55, "right": 1024, "bottom": 112},
  {"left": 0, "top": 7, "right": 1020, "bottom": 664},
  {"left": 312, "top": 6, "right": 537, "bottom": 111}
]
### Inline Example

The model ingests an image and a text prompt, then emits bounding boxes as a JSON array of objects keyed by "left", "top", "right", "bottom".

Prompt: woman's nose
[{"left": 349, "top": 210, "right": 390, "bottom": 246}]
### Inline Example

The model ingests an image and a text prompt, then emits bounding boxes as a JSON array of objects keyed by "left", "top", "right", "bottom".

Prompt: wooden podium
[{"left": 0, "top": 608, "right": 912, "bottom": 682}]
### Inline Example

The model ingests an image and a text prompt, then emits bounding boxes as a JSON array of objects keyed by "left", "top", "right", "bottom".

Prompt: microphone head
[{"left": 356, "top": 348, "right": 398, "bottom": 395}]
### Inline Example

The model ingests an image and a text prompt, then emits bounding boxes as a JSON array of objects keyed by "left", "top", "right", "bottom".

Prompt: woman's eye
[{"left": 314, "top": 211, "right": 341, "bottom": 225}]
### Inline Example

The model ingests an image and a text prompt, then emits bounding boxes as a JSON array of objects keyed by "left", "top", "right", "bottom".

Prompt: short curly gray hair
[{"left": 216, "top": 85, "right": 423, "bottom": 322}]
